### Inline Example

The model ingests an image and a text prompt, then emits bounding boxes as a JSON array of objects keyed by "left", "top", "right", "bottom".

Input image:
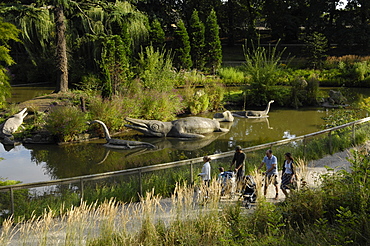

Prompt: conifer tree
[
  {"left": 149, "top": 19, "right": 165, "bottom": 49},
  {"left": 205, "top": 9, "right": 222, "bottom": 74},
  {"left": 189, "top": 9, "right": 205, "bottom": 70},
  {"left": 173, "top": 20, "right": 192, "bottom": 70}
]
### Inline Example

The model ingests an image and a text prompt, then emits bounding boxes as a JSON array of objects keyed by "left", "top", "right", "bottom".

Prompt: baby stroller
[
  {"left": 218, "top": 171, "right": 237, "bottom": 199},
  {"left": 240, "top": 175, "right": 257, "bottom": 209}
]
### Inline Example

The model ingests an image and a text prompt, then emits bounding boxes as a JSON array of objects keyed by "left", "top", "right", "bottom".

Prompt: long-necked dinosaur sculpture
[
  {"left": 124, "top": 116, "right": 229, "bottom": 138},
  {"left": 89, "top": 120, "right": 155, "bottom": 149},
  {"left": 233, "top": 100, "right": 274, "bottom": 118}
]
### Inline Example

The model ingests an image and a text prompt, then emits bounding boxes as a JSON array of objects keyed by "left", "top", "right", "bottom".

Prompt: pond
[{"left": 0, "top": 87, "right": 369, "bottom": 183}]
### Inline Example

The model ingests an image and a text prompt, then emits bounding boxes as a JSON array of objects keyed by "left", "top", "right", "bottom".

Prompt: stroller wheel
[{"left": 245, "top": 200, "right": 251, "bottom": 209}]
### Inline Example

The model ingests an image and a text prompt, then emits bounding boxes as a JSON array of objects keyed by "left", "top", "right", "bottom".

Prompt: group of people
[{"left": 198, "top": 146, "right": 297, "bottom": 199}]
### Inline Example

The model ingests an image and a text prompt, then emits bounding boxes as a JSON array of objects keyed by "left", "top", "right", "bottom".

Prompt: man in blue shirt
[{"left": 258, "top": 149, "right": 279, "bottom": 199}]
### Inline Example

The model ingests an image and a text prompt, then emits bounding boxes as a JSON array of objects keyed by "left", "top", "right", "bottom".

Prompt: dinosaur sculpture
[
  {"left": 0, "top": 108, "right": 28, "bottom": 137},
  {"left": 233, "top": 100, "right": 274, "bottom": 118},
  {"left": 213, "top": 111, "right": 234, "bottom": 122},
  {"left": 89, "top": 120, "right": 156, "bottom": 149},
  {"left": 124, "top": 116, "right": 229, "bottom": 138}
]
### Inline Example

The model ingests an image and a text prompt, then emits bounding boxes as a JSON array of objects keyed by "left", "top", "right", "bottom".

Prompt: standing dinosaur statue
[
  {"left": 233, "top": 100, "right": 274, "bottom": 118},
  {"left": 89, "top": 120, "right": 155, "bottom": 149}
]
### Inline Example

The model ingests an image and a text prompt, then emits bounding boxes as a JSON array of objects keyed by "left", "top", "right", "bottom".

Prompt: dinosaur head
[
  {"left": 15, "top": 108, "right": 28, "bottom": 120},
  {"left": 124, "top": 117, "right": 171, "bottom": 137}
]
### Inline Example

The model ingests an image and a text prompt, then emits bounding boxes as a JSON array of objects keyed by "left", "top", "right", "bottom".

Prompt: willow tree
[
  {"left": 1, "top": 1, "right": 80, "bottom": 93},
  {"left": 2, "top": 0, "right": 149, "bottom": 94},
  {"left": 78, "top": 1, "right": 149, "bottom": 98},
  {"left": 0, "top": 18, "right": 20, "bottom": 107}
]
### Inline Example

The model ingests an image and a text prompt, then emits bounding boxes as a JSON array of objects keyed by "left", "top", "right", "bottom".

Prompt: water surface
[{"left": 0, "top": 87, "right": 368, "bottom": 183}]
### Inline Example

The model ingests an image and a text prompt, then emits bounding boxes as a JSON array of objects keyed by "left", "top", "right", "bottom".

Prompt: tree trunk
[{"left": 54, "top": 6, "right": 68, "bottom": 93}]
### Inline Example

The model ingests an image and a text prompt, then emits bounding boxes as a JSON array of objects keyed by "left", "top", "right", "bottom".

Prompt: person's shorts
[{"left": 265, "top": 174, "right": 278, "bottom": 186}]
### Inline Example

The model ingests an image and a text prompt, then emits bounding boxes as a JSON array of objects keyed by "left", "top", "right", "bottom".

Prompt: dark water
[{"left": 0, "top": 87, "right": 368, "bottom": 183}]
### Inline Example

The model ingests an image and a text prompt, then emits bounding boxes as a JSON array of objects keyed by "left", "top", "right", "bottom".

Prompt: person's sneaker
[{"left": 274, "top": 193, "right": 279, "bottom": 200}]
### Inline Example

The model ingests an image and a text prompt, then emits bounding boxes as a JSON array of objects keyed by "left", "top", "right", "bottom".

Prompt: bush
[
  {"left": 218, "top": 67, "right": 246, "bottom": 85},
  {"left": 45, "top": 106, "right": 88, "bottom": 142}
]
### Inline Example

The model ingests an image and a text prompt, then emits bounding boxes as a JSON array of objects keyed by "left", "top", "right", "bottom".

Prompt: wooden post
[
  {"left": 352, "top": 124, "right": 356, "bottom": 145},
  {"left": 139, "top": 170, "right": 143, "bottom": 197},
  {"left": 10, "top": 188, "right": 14, "bottom": 215},
  {"left": 190, "top": 161, "right": 194, "bottom": 185},
  {"left": 328, "top": 131, "right": 332, "bottom": 155},
  {"left": 80, "top": 179, "right": 84, "bottom": 201}
]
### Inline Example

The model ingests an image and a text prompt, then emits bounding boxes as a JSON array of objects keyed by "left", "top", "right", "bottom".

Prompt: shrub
[
  {"left": 138, "top": 89, "right": 185, "bottom": 121},
  {"left": 218, "top": 67, "right": 245, "bottom": 85},
  {"left": 45, "top": 106, "right": 88, "bottom": 142}
]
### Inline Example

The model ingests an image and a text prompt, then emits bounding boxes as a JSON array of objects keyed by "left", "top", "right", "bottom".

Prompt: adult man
[
  {"left": 230, "top": 145, "right": 246, "bottom": 182},
  {"left": 258, "top": 149, "right": 279, "bottom": 199}
]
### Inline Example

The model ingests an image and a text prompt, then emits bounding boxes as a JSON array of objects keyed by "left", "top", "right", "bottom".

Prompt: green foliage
[
  {"left": 138, "top": 89, "right": 184, "bottom": 121},
  {"left": 189, "top": 9, "right": 205, "bottom": 70},
  {"left": 0, "top": 18, "right": 20, "bottom": 108},
  {"left": 149, "top": 19, "right": 165, "bottom": 49},
  {"left": 303, "top": 32, "right": 328, "bottom": 69},
  {"left": 87, "top": 95, "right": 137, "bottom": 132},
  {"left": 204, "top": 9, "right": 222, "bottom": 74},
  {"left": 322, "top": 109, "right": 362, "bottom": 129},
  {"left": 45, "top": 106, "right": 88, "bottom": 142},
  {"left": 100, "top": 35, "right": 131, "bottom": 98},
  {"left": 172, "top": 19, "right": 192, "bottom": 69},
  {"left": 136, "top": 45, "right": 176, "bottom": 92},
  {"left": 242, "top": 39, "right": 285, "bottom": 106},
  {"left": 218, "top": 67, "right": 246, "bottom": 85}
]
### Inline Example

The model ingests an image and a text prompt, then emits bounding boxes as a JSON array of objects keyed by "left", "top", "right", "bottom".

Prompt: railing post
[
  {"left": 352, "top": 124, "right": 356, "bottom": 145},
  {"left": 190, "top": 161, "right": 194, "bottom": 185},
  {"left": 10, "top": 187, "right": 14, "bottom": 215},
  {"left": 80, "top": 178, "right": 84, "bottom": 201},
  {"left": 303, "top": 137, "right": 306, "bottom": 156},
  {"left": 328, "top": 131, "right": 332, "bottom": 155},
  {"left": 138, "top": 169, "right": 143, "bottom": 197}
]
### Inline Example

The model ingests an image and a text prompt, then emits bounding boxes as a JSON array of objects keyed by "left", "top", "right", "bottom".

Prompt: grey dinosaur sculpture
[
  {"left": 124, "top": 116, "right": 229, "bottom": 138},
  {"left": 89, "top": 120, "right": 156, "bottom": 149},
  {"left": 213, "top": 110, "right": 234, "bottom": 122},
  {"left": 0, "top": 108, "right": 28, "bottom": 137},
  {"left": 233, "top": 100, "right": 274, "bottom": 118}
]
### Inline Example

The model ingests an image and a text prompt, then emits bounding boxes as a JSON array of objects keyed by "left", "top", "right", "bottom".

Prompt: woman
[
  {"left": 280, "top": 152, "right": 296, "bottom": 197},
  {"left": 199, "top": 156, "right": 211, "bottom": 186}
]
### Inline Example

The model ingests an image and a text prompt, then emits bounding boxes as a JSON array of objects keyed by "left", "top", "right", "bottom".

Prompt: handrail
[{"left": 1, "top": 116, "right": 370, "bottom": 192}]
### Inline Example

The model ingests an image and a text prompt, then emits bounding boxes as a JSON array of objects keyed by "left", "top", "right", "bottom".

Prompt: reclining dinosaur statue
[
  {"left": 89, "top": 120, "right": 156, "bottom": 149},
  {"left": 0, "top": 108, "right": 28, "bottom": 147},
  {"left": 124, "top": 116, "right": 229, "bottom": 138},
  {"left": 0, "top": 108, "right": 28, "bottom": 138},
  {"left": 233, "top": 100, "right": 274, "bottom": 118}
]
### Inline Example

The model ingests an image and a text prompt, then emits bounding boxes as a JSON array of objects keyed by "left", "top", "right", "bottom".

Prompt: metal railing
[{"left": 2, "top": 116, "right": 370, "bottom": 214}]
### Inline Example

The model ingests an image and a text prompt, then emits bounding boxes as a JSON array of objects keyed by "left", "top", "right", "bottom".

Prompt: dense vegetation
[{"left": 1, "top": 1, "right": 370, "bottom": 244}]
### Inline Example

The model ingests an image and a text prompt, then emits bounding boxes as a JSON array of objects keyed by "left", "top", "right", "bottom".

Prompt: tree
[
  {"left": 2, "top": 1, "right": 149, "bottom": 94},
  {"left": 172, "top": 19, "right": 192, "bottom": 70},
  {"left": 303, "top": 32, "right": 328, "bottom": 69},
  {"left": 189, "top": 9, "right": 205, "bottom": 70},
  {"left": 149, "top": 18, "right": 165, "bottom": 49},
  {"left": 204, "top": 9, "right": 222, "bottom": 74},
  {"left": 0, "top": 18, "right": 20, "bottom": 107}
]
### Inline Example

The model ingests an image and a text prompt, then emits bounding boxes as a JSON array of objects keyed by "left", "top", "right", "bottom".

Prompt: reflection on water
[
  {"left": 1, "top": 87, "right": 370, "bottom": 183},
  {"left": 8, "top": 86, "right": 54, "bottom": 103}
]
